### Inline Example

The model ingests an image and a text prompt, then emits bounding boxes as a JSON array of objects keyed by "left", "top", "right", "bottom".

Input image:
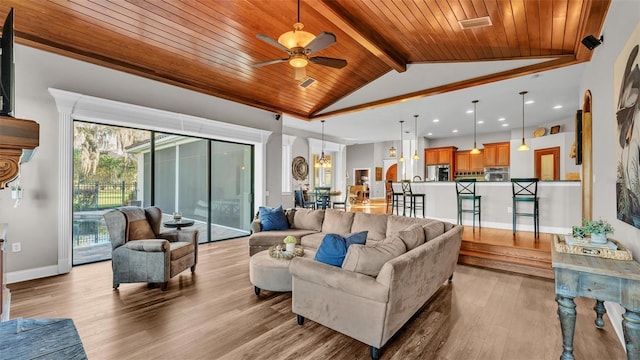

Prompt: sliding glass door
[{"left": 72, "top": 121, "right": 254, "bottom": 265}]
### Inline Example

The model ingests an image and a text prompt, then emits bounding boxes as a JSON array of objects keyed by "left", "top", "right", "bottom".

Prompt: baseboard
[{"left": 6, "top": 265, "right": 61, "bottom": 284}]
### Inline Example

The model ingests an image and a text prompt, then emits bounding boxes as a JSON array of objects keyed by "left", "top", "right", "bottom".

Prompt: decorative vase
[
  {"left": 590, "top": 233, "right": 607, "bottom": 245},
  {"left": 285, "top": 243, "right": 296, "bottom": 252}
]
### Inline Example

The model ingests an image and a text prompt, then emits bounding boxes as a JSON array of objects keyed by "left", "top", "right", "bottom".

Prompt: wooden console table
[{"left": 551, "top": 235, "right": 640, "bottom": 360}]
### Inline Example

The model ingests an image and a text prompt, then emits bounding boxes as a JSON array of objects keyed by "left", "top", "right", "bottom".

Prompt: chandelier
[{"left": 315, "top": 120, "right": 331, "bottom": 168}]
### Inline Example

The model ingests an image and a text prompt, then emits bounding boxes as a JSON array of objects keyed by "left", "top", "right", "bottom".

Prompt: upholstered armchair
[{"left": 104, "top": 206, "right": 199, "bottom": 290}]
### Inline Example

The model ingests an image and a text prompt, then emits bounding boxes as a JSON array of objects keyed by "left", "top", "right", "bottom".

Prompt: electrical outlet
[
  {"left": 507, "top": 207, "right": 512, "bottom": 213},
  {"left": 12, "top": 242, "right": 21, "bottom": 252}
]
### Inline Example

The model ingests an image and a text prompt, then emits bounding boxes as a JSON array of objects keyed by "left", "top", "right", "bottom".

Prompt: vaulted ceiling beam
[{"left": 310, "top": 0, "right": 407, "bottom": 73}]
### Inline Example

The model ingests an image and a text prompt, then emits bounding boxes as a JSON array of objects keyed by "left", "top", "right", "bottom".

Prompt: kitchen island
[{"left": 392, "top": 181, "right": 581, "bottom": 234}]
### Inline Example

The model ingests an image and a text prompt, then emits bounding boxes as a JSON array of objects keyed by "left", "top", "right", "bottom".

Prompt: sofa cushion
[
  {"left": 386, "top": 215, "right": 433, "bottom": 237},
  {"left": 314, "top": 231, "right": 368, "bottom": 267},
  {"left": 321, "top": 209, "right": 355, "bottom": 234},
  {"left": 249, "top": 229, "right": 318, "bottom": 247},
  {"left": 423, "top": 221, "right": 445, "bottom": 242},
  {"left": 300, "top": 232, "right": 326, "bottom": 249},
  {"left": 351, "top": 212, "right": 388, "bottom": 241},
  {"left": 292, "top": 209, "right": 324, "bottom": 231},
  {"left": 398, "top": 224, "right": 425, "bottom": 250},
  {"left": 341, "top": 235, "right": 407, "bottom": 277},
  {"left": 258, "top": 205, "right": 289, "bottom": 231}
]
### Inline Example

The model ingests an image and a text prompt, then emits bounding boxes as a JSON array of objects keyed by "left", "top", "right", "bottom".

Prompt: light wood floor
[{"left": 8, "top": 236, "right": 626, "bottom": 359}]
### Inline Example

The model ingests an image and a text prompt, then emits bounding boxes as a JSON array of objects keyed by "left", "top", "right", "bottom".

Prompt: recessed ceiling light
[
  {"left": 553, "top": 105, "right": 563, "bottom": 109},
  {"left": 433, "top": 119, "right": 439, "bottom": 123},
  {"left": 466, "top": 110, "right": 473, "bottom": 114},
  {"left": 452, "top": 129, "right": 459, "bottom": 133},
  {"left": 427, "top": 132, "right": 433, "bottom": 136},
  {"left": 502, "top": 123, "right": 509, "bottom": 127},
  {"left": 525, "top": 100, "right": 535, "bottom": 104},
  {"left": 498, "top": 117, "right": 506, "bottom": 121}
]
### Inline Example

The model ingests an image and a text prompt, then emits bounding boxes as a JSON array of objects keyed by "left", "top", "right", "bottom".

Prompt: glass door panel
[
  {"left": 72, "top": 121, "right": 150, "bottom": 265},
  {"left": 210, "top": 142, "right": 253, "bottom": 239},
  {"left": 154, "top": 133, "right": 210, "bottom": 243}
]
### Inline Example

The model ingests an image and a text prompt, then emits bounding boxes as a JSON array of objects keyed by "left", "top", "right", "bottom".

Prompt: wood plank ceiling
[{"left": 1, "top": 0, "right": 609, "bottom": 121}]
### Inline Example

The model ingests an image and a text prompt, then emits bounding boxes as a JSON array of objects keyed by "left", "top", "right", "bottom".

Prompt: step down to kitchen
[{"left": 457, "top": 227, "right": 554, "bottom": 279}]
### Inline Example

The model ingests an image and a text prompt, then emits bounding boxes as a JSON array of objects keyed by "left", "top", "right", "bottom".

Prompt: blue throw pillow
[
  {"left": 315, "top": 231, "right": 368, "bottom": 267},
  {"left": 258, "top": 205, "right": 289, "bottom": 231}
]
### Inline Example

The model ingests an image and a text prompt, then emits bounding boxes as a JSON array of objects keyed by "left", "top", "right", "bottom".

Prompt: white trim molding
[{"left": 48, "top": 88, "right": 272, "bottom": 276}]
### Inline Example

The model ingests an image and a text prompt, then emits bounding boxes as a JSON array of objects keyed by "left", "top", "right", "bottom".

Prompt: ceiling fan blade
[
  {"left": 309, "top": 56, "right": 347, "bottom": 69},
  {"left": 252, "top": 58, "right": 289, "bottom": 67},
  {"left": 305, "top": 32, "right": 336, "bottom": 54},
  {"left": 256, "top": 34, "right": 291, "bottom": 53},
  {"left": 294, "top": 67, "right": 306, "bottom": 81}
]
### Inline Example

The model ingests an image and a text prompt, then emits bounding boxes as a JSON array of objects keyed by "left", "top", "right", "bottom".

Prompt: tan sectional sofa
[{"left": 249, "top": 208, "right": 463, "bottom": 360}]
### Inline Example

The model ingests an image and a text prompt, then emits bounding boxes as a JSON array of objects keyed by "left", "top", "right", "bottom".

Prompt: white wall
[
  {"left": 579, "top": 0, "right": 640, "bottom": 345},
  {"left": 1, "top": 45, "right": 279, "bottom": 276}
]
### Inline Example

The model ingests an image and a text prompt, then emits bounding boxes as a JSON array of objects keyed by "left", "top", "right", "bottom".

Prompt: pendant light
[
  {"left": 398, "top": 120, "right": 405, "bottom": 162},
  {"left": 517, "top": 91, "right": 530, "bottom": 151},
  {"left": 470, "top": 100, "right": 481, "bottom": 154},
  {"left": 315, "top": 120, "right": 331, "bottom": 168},
  {"left": 412, "top": 115, "right": 420, "bottom": 160}
]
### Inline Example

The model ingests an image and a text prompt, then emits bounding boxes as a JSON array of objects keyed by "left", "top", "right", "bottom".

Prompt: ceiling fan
[{"left": 252, "top": 0, "right": 347, "bottom": 81}]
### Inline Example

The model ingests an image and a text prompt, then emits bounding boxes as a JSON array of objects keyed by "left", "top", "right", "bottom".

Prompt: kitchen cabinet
[
  {"left": 455, "top": 150, "right": 484, "bottom": 173},
  {"left": 425, "top": 146, "right": 457, "bottom": 165},
  {"left": 483, "top": 142, "right": 510, "bottom": 167}
]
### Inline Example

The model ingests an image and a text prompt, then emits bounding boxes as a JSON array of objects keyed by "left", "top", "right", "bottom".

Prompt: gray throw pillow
[{"left": 341, "top": 235, "right": 407, "bottom": 277}]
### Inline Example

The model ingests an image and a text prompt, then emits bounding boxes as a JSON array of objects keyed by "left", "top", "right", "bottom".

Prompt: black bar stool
[
  {"left": 401, "top": 180, "right": 425, "bottom": 218},
  {"left": 511, "top": 178, "right": 540, "bottom": 237},
  {"left": 455, "top": 179, "right": 481, "bottom": 229},
  {"left": 390, "top": 182, "right": 404, "bottom": 215}
]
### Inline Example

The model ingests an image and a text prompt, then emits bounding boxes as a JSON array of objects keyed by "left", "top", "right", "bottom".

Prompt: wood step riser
[
  {"left": 461, "top": 241, "right": 551, "bottom": 263},
  {"left": 458, "top": 254, "right": 554, "bottom": 279}
]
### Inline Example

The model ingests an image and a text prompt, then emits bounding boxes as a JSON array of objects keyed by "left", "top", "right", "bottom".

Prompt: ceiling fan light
[
  {"left": 289, "top": 54, "right": 308, "bottom": 68},
  {"left": 278, "top": 23, "right": 316, "bottom": 49}
]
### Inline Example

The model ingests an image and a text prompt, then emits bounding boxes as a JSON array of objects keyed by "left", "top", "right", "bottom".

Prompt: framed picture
[
  {"left": 375, "top": 167, "right": 382, "bottom": 181},
  {"left": 550, "top": 125, "right": 561, "bottom": 134},
  {"left": 575, "top": 110, "right": 582, "bottom": 165}
]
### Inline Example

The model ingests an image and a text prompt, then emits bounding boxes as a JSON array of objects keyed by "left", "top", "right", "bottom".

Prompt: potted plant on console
[{"left": 572, "top": 218, "right": 614, "bottom": 245}]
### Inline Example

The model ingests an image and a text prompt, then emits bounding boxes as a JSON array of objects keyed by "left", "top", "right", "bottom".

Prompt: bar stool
[
  {"left": 385, "top": 180, "right": 394, "bottom": 214},
  {"left": 390, "top": 182, "right": 405, "bottom": 215},
  {"left": 511, "top": 178, "right": 540, "bottom": 237},
  {"left": 455, "top": 179, "right": 481, "bottom": 229},
  {"left": 401, "top": 180, "right": 425, "bottom": 218}
]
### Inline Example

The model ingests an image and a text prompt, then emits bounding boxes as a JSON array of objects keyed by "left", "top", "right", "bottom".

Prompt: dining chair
[
  {"left": 332, "top": 186, "right": 349, "bottom": 210},
  {"left": 294, "top": 189, "right": 315, "bottom": 209},
  {"left": 314, "top": 187, "right": 332, "bottom": 209}
]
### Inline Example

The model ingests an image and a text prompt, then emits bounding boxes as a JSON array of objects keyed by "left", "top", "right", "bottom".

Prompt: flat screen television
[{"left": 0, "top": 8, "right": 14, "bottom": 117}]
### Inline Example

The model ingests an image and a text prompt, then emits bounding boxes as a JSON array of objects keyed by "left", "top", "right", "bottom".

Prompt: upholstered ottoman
[{"left": 249, "top": 250, "right": 312, "bottom": 295}]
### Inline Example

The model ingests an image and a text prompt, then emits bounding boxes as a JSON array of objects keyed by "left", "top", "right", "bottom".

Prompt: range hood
[{"left": 0, "top": 116, "right": 39, "bottom": 189}]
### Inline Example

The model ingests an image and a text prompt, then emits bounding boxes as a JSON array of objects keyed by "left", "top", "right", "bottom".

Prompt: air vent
[
  {"left": 299, "top": 77, "right": 316, "bottom": 88},
  {"left": 458, "top": 16, "right": 492, "bottom": 29}
]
